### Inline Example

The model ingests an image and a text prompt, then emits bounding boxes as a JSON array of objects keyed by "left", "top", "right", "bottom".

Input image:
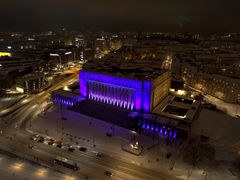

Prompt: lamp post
[
  {"left": 112, "top": 118, "right": 115, "bottom": 136},
  {"left": 90, "top": 117, "right": 95, "bottom": 147},
  {"left": 59, "top": 55, "right": 62, "bottom": 69}
]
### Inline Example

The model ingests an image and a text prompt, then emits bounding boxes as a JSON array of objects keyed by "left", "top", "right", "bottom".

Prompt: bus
[{"left": 53, "top": 156, "right": 79, "bottom": 170}]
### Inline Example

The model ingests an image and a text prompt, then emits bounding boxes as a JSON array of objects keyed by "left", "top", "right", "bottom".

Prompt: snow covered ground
[
  {"left": 187, "top": 85, "right": 240, "bottom": 118},
  {"left": 27, "top": 104, "right": 240, "bottom": 180},
  {"left": 192, "top": 108, "right": 240, "bottom": 140},
  {"left": 204, "top": 95, "right": 240, "bottom": 118}
]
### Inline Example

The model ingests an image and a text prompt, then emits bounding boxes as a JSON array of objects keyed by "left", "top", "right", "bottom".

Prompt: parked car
[
  {"left": 104, "top": 171, "right": 113, "bottom": 177},
  {"left": 28, "top": 144, "right": 36, "bottom": 149},
  {"left": 31, "top": 134, "right": 39, "bottom": 141},
  {"left": 79, "top": 147, "right": 87, "bottom": 152},
  {"left": 48, "top": 139, "right": 54, "bottom": 145},
  {"left": 96, "top": 152, "right": 103, "bottom": 158},
  {"left": 56, "top": 144, "right": 63, "bottom": 148},
  {"left": 53, "top": 140, "right": 63, "bottom": 147},
  {"left": 38, "top": 136, "right": 44, "bottom": 143},
  {"left": 43, "top": 137, "right": 54, "bottom": 145},
  {"left": 68, "top": 147, "right": 75, "bottom": 152}
]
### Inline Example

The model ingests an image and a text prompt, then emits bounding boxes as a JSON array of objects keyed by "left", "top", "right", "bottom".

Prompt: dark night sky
[{"left": 1, "top": 0, "right": 240, "bottom": 33}]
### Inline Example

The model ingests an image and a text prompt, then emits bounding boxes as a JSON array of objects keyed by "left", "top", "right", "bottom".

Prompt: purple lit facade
[
  {"left": 79, "top": 70, "right": 151, "bottom": 112},
  {"left": 51, "top": 71, "right": 186, "bottom": 139},
  {"left": 52, "top": 95, "right": 76, "bottom": 106},
  {"left": 139, "top": 119, "right": 178, "bottom": 139},
  {"left": 52, "top": 90, "right": 83, "bottom": 106}
]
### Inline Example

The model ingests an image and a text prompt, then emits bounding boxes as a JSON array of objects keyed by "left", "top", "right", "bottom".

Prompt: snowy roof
[{"left": 152, "top": 94, "right": 201, "bottom": 123}]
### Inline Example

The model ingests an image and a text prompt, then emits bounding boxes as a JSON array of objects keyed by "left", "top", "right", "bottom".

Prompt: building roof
[
  {"left": 82, "top": 59, "right": 167, "bottom": 81},
  {"left": 0, "top": 57, "right": 42, "bottom": 73},
  {"left": 152, "top": 94, "right": 201, "bottom": 123},
  {"left": 16, "top": 72, "right": 45, "bottom": 82}
]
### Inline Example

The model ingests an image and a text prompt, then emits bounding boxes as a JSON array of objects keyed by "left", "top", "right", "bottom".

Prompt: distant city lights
[
  {"left": 0, "top": 52, "right": 11, "bottom": 57},
  {"left": 50, "top": 53, "right": 60, "bottom": 57},
  {"left": 65, "top": 52, "right": 72, "bottom": 55}
]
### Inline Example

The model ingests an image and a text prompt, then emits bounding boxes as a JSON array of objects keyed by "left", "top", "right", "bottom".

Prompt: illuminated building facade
[
  {"left": 16, "top": 73, "right": 46, "bottom": 93},
  {"left": 52, "top": 95, "right": 77, "bottom": 106},
  {"left": 79, "top": 70, "right": 171, "bottom": 113},
  {"left": 51, "top": 70, "right": 190, "bottom": 139},
  {"left": 140, "top": 119, "right": 178, "bottom": 139},
  {"left": 52, "top": 90, "right": 83, "bottom": 106}
]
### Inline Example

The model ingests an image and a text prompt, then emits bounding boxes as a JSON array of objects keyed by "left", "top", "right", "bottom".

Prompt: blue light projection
[
  {"left": 79, "top": 70, "right": 151, "bottom": 112},
  {"left": 139, "top": 119, "right": 177, "bottom": 139},
  {"left": 52, "top": 95, "right": 76, "bottom": 106}
]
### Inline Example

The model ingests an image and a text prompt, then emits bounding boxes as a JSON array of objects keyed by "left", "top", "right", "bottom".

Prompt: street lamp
[
  {"left": 90, "top": 117, "right": 96, "bottom": 147},
  {"left": 130, "top": 141, "right": 140, "bottom": 150}
]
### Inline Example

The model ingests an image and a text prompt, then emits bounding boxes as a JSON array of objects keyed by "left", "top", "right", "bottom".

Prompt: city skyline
[{"left": 0, "top": 1, "right": 240, "bottom": 178}]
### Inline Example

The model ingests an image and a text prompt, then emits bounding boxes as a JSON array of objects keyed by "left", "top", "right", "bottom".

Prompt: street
[{"left": 0, "top": 71, "right": 180, "bottom": 180}]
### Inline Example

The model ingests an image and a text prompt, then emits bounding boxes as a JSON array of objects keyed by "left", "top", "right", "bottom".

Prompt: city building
[
  {"left": 16, "top": 72, "right": 47, "bottom": 93},
  {"left": 0, "top": 52, "right": 11, "bottom": 57},
  {"left": 0, "top": 57, "right": 43, "bottom": 89},
  {"left": 52, "top": 58, "right": 197, "bottom": 139},
  {"left": 182, "top": 65, "right": 240, "bottom": 103},
  {"left": 79, "top": 69, "right": 171, "bottom": 112}
]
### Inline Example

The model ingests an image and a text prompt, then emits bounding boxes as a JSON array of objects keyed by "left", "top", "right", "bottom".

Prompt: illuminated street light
[
  {"left": 35, "top": 168, "right": 47, "bottom": 177},
  {"left": 16, "top": 87, "right": 24, "bottom": 93},
  {"left": 50, "top": 53, "right": 60, "bottom": 57},
  {"left": 63, "top": 86, "right": 71, "bottom": 91},
  {"left": 176, "top": 89, "right": 186, "bottom": 96},
  {"left": 130, "top": 141, "right": 139, "bottom": 150},
  {"left": 65, "top": 52, "right": 72, "bottom": 55},
  {"left": 10, "top": 162, "right": 24, "bottom": 171},
  {"left": 63, "top": 175, "right": 76, "bottom": 180}
]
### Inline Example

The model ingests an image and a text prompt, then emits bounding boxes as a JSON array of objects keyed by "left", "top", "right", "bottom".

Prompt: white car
[
  {"left": 43, "top": 137, "right": 54, "bottom": 145},
  {"left": 31, "top": 134, "right": 39, "bottom": 141},
  {"left": 43, "top": 138, "right": 51, "bottom": 145},
  {"left": 70, "top": 145, "right": 80, "bottom": 149}
]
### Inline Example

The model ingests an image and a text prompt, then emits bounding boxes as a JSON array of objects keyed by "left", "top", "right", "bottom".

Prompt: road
[
  {"left": 1, "top": 73, "right": 78, "bottom": 130},
  {"left": 0, "top": 149, "right": 77, "bottom": 180},
  {"left": 0, "top": 95, "right": 33, "bottom": 117},
  {"left": 0, "top": 72, "right": 78, "bottom": 118},
  {"left": 0, "top": 128, "right": 180, "bottom": 180},
  {"left": 0, "top": 70, "right": 181, "bottom": 180}
]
